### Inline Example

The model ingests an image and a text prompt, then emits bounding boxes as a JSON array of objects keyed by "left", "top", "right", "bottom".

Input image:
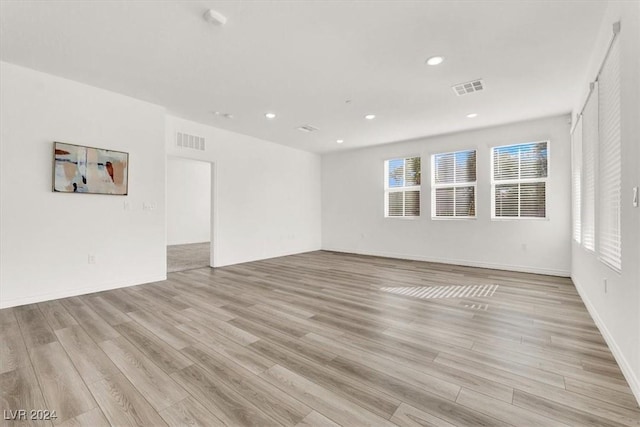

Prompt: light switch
[{"left": 633, "top": 187, "right": 638, "bottom": 208}]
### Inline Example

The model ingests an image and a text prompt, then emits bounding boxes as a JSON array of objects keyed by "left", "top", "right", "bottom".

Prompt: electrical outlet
[{"left": 88, "top": 254, "right": 96, "bottom": 264}]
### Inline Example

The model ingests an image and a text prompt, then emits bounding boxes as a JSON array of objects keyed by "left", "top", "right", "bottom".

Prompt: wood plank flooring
[
  {"left": 167, "top": 243, "right": 211, "bottom": 273},
  {"left": 1, "top": 251, "right": 639, "bottom": 426}
]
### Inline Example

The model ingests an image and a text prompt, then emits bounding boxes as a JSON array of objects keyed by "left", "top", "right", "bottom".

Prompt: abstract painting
[{"left": 53, "top": 142, "right": 128, "bottom": 195}]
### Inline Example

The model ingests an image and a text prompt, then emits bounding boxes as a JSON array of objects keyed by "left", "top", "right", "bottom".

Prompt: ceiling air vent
[
  {"left": 176, "top": 132, "right": 206, "bottom": 151},
  {"left": 452, "top": 79, "right": 484, "bottom": 96},
  {"left": 296, "top": 125, "right": 319, "bottom": 133}
]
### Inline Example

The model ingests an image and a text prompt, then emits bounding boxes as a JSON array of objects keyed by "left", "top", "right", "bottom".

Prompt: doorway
[{"left": 166, "top": 156, "right": 212, "bottom": 272}]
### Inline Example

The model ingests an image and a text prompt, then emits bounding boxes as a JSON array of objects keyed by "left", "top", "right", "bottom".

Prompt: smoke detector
[{"left": 203, "top": 9, "right": 227, "bottom": 25}]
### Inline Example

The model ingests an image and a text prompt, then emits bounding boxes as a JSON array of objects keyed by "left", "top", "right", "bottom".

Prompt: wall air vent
[
  {"left": 176, "top": 132, "right": 206, "bottom": 151},
  {"left": 452, "top": 79, "right": 484, "bottom": 96},
  {"left": 296, "top": 125, "right": 319, "bottom": 133}
]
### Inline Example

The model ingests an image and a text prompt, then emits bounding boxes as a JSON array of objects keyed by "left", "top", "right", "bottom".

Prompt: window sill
[
  {"left": 431, "top": 216, "right": 477, "bottom": 220},
  {"left": 598, "top": 257, "right": 622, "bottom": 275},
  {"left": 490, "top": 217, "right": 549, "bottom": 221},
  {"left": 384, "top": 216, "right": 421, "bottom": 220}
]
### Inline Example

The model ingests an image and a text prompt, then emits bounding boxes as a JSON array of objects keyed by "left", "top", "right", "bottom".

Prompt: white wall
[
  {"left": 0, "top": 62, "right": 167, "bottom": 308},
  {"left": 165, "top": 115, "right": 322, "bottom": 267},
  {"left": 167, "top": 157, "right": 211, "bottom": 245},
  {"left": 322, "top": 114, "right": 571, "bottom": 276},
  {"left": 0, "top": 62, "right": 323, "bottom": 308},
  {"left": 570, "top": 1, "right": 640, "bottom": 402}
]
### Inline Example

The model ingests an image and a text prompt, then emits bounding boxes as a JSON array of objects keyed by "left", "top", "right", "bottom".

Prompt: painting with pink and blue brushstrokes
[{"left": 53, "top": 142, "right": 128, "bottom": 195}]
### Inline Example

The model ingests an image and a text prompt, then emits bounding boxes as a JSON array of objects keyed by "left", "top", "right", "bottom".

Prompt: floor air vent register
[{"left": 380, "top": 284, "right": 499, "bottom": 300}]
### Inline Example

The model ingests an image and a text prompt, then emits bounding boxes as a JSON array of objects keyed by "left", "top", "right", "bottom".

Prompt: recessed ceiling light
[
  {"left": 336, "top": 139, "right": 344, "bottom": 144},
  {"left": 364, "top": 114, "right": 376, "bottom": 120},
  {"left": 466, "top": 113, "right": 478, "bottom": 118},
  {"left": 426, "top": 56, "right": 444, "bottom": 66},
  {"left": 265, "top": 112, "right": 276, "bottom": 119}
]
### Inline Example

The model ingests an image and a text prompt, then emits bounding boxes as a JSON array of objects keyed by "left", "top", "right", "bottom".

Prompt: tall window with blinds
[
  {"left": 431, "top": 149, "right": 477, "bottom": 218},
  {"left": 384, "top": 157, "right": 421, "bottom": 217},
  {"left": 571, "top": 117, "right": 583, "bottom": 243},
  {"left": 581, "top": 86, "right": 598, "bottom": 251},
  {"left": 491, "top": 141, "right": 548, "bottom": 219},
  {"left": 597, "top": 37, "right": 621, "bottom": 271}
]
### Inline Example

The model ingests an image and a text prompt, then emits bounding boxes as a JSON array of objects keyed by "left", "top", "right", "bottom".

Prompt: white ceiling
[{"left": 0, "top": 1, "right": 606, "bottom": 153}]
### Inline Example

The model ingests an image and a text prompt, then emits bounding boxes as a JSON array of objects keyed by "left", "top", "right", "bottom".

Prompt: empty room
[{"left": 1, "top": 1, "right": 639, "bottom": 426}]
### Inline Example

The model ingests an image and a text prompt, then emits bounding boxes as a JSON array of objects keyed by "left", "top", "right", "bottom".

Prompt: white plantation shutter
[
  {"left": 404, "top": 190, "right": 420, "bottom": 216},
  {"left": 432, "top": 150, "right": 476, "bottom": 218},
  {"left": 385, "top": 157, "right": 421, "bottom": 217},
  {"left": 598, "top": 37, "right": 621, "bottom": 271},
  {"left": 494, "top": 184, "right": 519, "bottom": 217},
  {"left": 388, "top": 192, "right": 403, "bottom": 216},
  {"left": 520, "top": 182, "right": 546, "bottom": 217},
  {"left": 492, "top": 142, "right": 548, "bottom": 218},
  {"left": 582, "top": 86, "right": 598, "bottom": 251},
  {"left": 571, "top": 117, "right": 583, "bottom": 243}
]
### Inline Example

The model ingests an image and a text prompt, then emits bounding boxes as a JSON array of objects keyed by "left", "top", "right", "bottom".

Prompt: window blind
[
  {"left": 432, "top": 150, "right": 476, "bottom": 218},
  {"left": 598, "top": 37, "right": 621, "bottom": 271},
  {"left": 385, "top": 157, "right": 421, "bottom": 217},
  {"left": 492, "top": 142, "right": 548, "bottom": 218},
  {"left": 571, "top": 116, "right": 583, "bottom": 243},
  {"left": 582, "top": 85, "right": 598, "bottom": 251}
]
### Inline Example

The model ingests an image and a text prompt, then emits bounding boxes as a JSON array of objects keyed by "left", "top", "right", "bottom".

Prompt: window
[
  {"left": 582, "top": 87, "right": 597, "bottom": 251},
  {"left": 571, "top": 117, "right": 583, "bottom": 243},
  {"left": 385, "top": 157, "right": 420, "bottom": 217},
  {"left": 597, "top": 37, "right": 621, "bottom": 271},
  {"left": 431, "top": 149, "right": 476, "bottom": 218},
  {"left": 492, "top": 141, "right": 548, "bottom": 218}
]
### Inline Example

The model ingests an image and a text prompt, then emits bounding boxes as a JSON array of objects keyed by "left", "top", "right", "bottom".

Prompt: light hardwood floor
[
  {"left": 167, "top": 242, "right": 210, "bottom": 273},
  {"left": 1, "top": 251, "right": 639, "bottom": 426}
]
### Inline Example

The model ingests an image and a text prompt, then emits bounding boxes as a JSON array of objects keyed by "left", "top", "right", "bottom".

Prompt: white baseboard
[
  {"left": 215, "top": 246, "right": 322, "bottom": 268},
  {"left": 572, "top": 275, "right": 640, "bottom": 406},
  {"left": 323, "top": 247, "right": 571, "bottom": 277},
  {"left": 0, "top": 274, "right": 167, "bottom": 309},
  {"left": 0, "top": 246, "right": 323, "bottom": 308}
]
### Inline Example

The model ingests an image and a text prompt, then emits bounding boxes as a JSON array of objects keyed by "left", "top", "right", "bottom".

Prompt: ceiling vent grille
[
  {"left": 452, "top": 79, "right": 484, "bottom": 96},
  {"left": 296, "top": 125, "right": 319, "bottom": 133},
  {"left": 176, "top": 132, "right": 206, "bottom": 151}
]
